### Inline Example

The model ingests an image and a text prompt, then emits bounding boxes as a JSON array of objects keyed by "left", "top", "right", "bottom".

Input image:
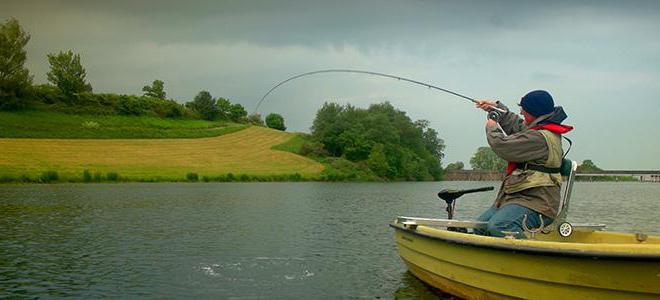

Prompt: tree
[
  {"left": 265, "top": 113, "right": 286, "bottom": 131},
  {"left": 47, "top": 50, "right": 92, "bottom": 98},
  {"left": 0, "top": 18, "right": 32, "bottom": 110},
  {"left": 445, "top": 161, "right": 465, "bottom": 171},
  {"left": 577, "top": 159, "right": 602, "bottom": 173},
  {"left": 311, "top": 102, "right": 346, "bottom": 156},
  {"left": 216, "top": 97, "right": 232, "bottom": 120},
  {"left": 142, "top": 79, "right": 166, "bottom": 99},
  {"left": 367, "top": 143, "right": 390, "bottom": 178},
  {"left": 186, "top": 90, "right": 218, "bottom": 120},
  {"left": 229, "top": 103, "right": 247, "bottom": 122},
  {"left": 470, "top": 146, "right": 507, "bottom": 172}
]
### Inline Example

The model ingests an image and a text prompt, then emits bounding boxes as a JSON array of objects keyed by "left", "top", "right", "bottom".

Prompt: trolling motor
[
  {"left": 437, "top": 186, "right": 494, "bottom": 232},
  {"left": 437, "top": 186, "right": 494, "bottom": 220}
]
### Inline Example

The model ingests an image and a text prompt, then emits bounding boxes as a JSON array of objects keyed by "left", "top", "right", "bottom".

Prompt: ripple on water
[{"left": 197, "top": 256, "right": 314, "bottom": 283}]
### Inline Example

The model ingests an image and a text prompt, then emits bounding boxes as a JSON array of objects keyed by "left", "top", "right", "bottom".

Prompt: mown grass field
[
  {"left": 0, "top": 126, "right": 325, "bottom": 182},
  {"left": 0, "top": 110, "right": 248, "bottom": 139}
]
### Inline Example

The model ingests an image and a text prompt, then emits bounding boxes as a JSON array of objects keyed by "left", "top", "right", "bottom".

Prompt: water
[{"left": 1, "top": 182, "right": 658, "bottom": 299}]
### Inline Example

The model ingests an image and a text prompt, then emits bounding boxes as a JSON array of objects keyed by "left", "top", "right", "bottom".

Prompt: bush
[
  {"left": 83, "top": 169, "right": 93, "bottom": 182},
  {"left": 300, "top": 141, "right": 330, "bottom": 157},
  {"left": 40, "top": 170, "right": 59, "bottom": 183},
  {"left": 81, "top": 121, "right": 99, "bottom": 129},
  {"left": 265, "top": 113, "right": 286, "bottom": 131},
  {"left": 288, "top": 173, "right": 302, "bottom": 181},
  {"left": 116, "top": 96, "right": 146, "bottom": 116},
  {"left": 106, "top": 172, "right": 119, "bottom": 181},
  {"left": 32, "top": 84, "right": 65, "bottom": 104},
  {"left": 93, "top": 172, "right": 103, "bottom": 182},
  {"left": 186, "top": 172, "right": 199, "bottom": 182},
  {"left": 247, "top": 113, "right": 265, "bottom": 126},
  {"left": 0, "top": 175, "right": 16, "bottom": 183}
]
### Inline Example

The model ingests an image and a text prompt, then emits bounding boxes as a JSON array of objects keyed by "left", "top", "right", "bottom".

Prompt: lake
[{"left": 1, "top": 182, "right": 658, "bottom": 299}]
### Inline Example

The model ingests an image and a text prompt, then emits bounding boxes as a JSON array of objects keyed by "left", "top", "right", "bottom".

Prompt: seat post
[{"left": 556, "top": 160, "right": 578, "bottom": 224}]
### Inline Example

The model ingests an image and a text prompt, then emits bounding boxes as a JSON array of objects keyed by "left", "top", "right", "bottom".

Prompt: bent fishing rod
[{"left": 254, "top": 69, "right": 506, "bottom": 116}]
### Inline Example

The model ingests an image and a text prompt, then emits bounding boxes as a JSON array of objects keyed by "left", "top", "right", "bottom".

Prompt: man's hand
[
  {"left": 475, "top": 100, "right": 497, "bottom": 112},
  {"left": 485, "top": 118, "right": 497, "bottom": 128}
]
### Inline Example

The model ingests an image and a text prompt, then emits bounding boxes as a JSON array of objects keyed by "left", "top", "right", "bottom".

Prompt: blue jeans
[{"left": 474, "top": 204, "right": 553, "bottom": 239}]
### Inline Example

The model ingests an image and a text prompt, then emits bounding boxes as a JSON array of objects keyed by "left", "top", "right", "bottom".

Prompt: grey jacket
[{"left": 486, "top": 102, "right": 568, "bottom": 218}]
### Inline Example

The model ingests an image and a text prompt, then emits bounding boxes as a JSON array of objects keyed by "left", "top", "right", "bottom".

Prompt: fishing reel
[{"left": 487, "top": 110, "right": 502, "bottom": 122}]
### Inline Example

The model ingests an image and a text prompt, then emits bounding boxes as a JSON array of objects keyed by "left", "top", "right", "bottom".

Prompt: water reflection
[{"left": 394, "top": 271, "right": 449, "bottom": 300}]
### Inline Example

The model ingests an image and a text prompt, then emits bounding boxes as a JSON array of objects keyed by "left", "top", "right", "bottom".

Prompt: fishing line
[{"left": 254, "top": 69, "right": 505, "bottom": 114}]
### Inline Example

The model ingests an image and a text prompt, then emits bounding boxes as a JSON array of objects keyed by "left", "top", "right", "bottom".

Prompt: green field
[{"left": 0, "top": 110, "right": 248, "bottom": 139}]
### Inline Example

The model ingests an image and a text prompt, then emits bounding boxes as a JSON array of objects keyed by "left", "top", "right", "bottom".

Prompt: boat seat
[{"left": 542, "top": 159, "right": 606, "bottom": 233}]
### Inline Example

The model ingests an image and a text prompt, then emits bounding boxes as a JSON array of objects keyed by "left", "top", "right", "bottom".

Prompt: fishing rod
[{"left": 253, "top": 69, "right": 506, "bottom": 116}]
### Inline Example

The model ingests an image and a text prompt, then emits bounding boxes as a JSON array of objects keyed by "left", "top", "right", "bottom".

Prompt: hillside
[
  {"left": 0, "top": 125, "right": 325, "bottom": 182},
  {"left": 0, "top": 110, "right": 248, "bottom": 139}
]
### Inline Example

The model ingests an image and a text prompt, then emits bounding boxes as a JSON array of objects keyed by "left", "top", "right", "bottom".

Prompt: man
[{"left": 474, "top": 90, "right": 573, "bottom": 238}]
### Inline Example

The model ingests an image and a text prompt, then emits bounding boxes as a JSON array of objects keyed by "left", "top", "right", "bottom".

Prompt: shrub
[
  {"left": 82, "top": 169, "right": 93, "bottom": 182},
  {"left": 265, "top": 113, "right": 286, "bottom": 131},
  {"left": 93, "top": 172, "right": 103, "bottom": 182},
  {"left": 186, "top": 172, "right": 199, "bottom": 182},
  {"left": 40, "top": 170, "right": 59, "bottom": 183},
  {"left": 81, "top": 121, "right": 99, "bottom": 129},
  {"left": 226, "top": 173, "right": 235, "bottom": 181},
  {"left": 300, "top": 141, "right": 329, "bottom": 157},
  {"left": 106, "top": 172, "right": 119, "bottom": 181},
  {"left": 32, "top": 84, "right": 65, "bottom": 104},
  {"left": 288, "top": 173, "right": 302, "bottom": 181},
  {"left": 247, "top": 113, "right": 265, "bottom": 126},
  {"left": 116, "top": 96, "right": 146, "bottom": 116},
  {"left": 239, "top": 174, "right": 250, "bottom": 181},
  {"left": 0, "top": 175, "right": 15, "bottom": 183}
]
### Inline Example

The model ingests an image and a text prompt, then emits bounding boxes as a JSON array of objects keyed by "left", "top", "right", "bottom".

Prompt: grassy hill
[
  {"left": 0, "top": 110, "right": 248, "bottom": 139},
  {"left": 0, "top": 111, "right": 325, "bottom": 182}
]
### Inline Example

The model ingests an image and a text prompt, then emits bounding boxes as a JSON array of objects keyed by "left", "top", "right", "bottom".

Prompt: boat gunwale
[{"left": 390, "top": 223, "right": 660, "bottom": 261}]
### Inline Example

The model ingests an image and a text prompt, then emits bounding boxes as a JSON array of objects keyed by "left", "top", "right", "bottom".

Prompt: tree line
[
  {"left": 0, "top": 18, "right": 287, "bottom": 130},
  {"left": 446, "top": 147, "right": 608, "bottom": 177}
]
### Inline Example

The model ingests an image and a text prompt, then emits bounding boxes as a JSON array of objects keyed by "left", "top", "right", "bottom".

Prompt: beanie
[{"left": 520, "top": 90, "right": 554, "bottom": 117}]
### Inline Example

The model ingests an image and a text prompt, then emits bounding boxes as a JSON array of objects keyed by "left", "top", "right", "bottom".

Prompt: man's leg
[
  {"left": 486, "top": 204, "right": 553, "bottom": 238},
  {"left": 473, "top": 206, "right": 498, "bottom": 236}
]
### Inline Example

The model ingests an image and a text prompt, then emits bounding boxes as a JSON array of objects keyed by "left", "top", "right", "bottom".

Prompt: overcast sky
[{"left": 3, "top": 0, "right": 659, "bottom": 169}]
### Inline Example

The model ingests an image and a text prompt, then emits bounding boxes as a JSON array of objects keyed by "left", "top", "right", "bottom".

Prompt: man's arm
[
  {"left": 494, "top": 102, "right": 526, "bottom": 135},
  {"left": 475, "top": 100, "right": 525, "bottom": 135},
  {"left": 486, "top": 121, "right": 548, "bottom": 163}
]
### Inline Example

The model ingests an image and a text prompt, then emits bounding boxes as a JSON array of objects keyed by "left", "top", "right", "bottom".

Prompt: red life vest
[{"left": 505, "top": 123, "right": 574, "bottom": 174}]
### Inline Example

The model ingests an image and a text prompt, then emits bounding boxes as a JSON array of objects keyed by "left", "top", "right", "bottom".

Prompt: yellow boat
[{"left": 390, "top": 161, "right": 660, "bottom": 299}]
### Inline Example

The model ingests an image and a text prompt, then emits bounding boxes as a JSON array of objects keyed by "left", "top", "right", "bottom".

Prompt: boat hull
[{"left": 392, "top": 223, "right": 660, "bottom": 300}]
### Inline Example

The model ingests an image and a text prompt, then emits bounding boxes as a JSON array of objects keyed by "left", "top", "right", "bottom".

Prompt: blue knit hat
[{"left": 520, "top": 90, "right": 554, "bottom": 117}]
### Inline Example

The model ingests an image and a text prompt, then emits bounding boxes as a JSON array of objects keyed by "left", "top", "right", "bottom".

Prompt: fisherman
[{"left": 474, "top": 90, "right": 573, "bottom": 238}]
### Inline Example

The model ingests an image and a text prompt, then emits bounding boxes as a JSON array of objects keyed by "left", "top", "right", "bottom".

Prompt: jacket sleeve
[
  {"left": 495, "top": 102, "right": 526, "bottom": 135},
  {"left": 486, "top": 125, "right": 548, "bottom": 163}
]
